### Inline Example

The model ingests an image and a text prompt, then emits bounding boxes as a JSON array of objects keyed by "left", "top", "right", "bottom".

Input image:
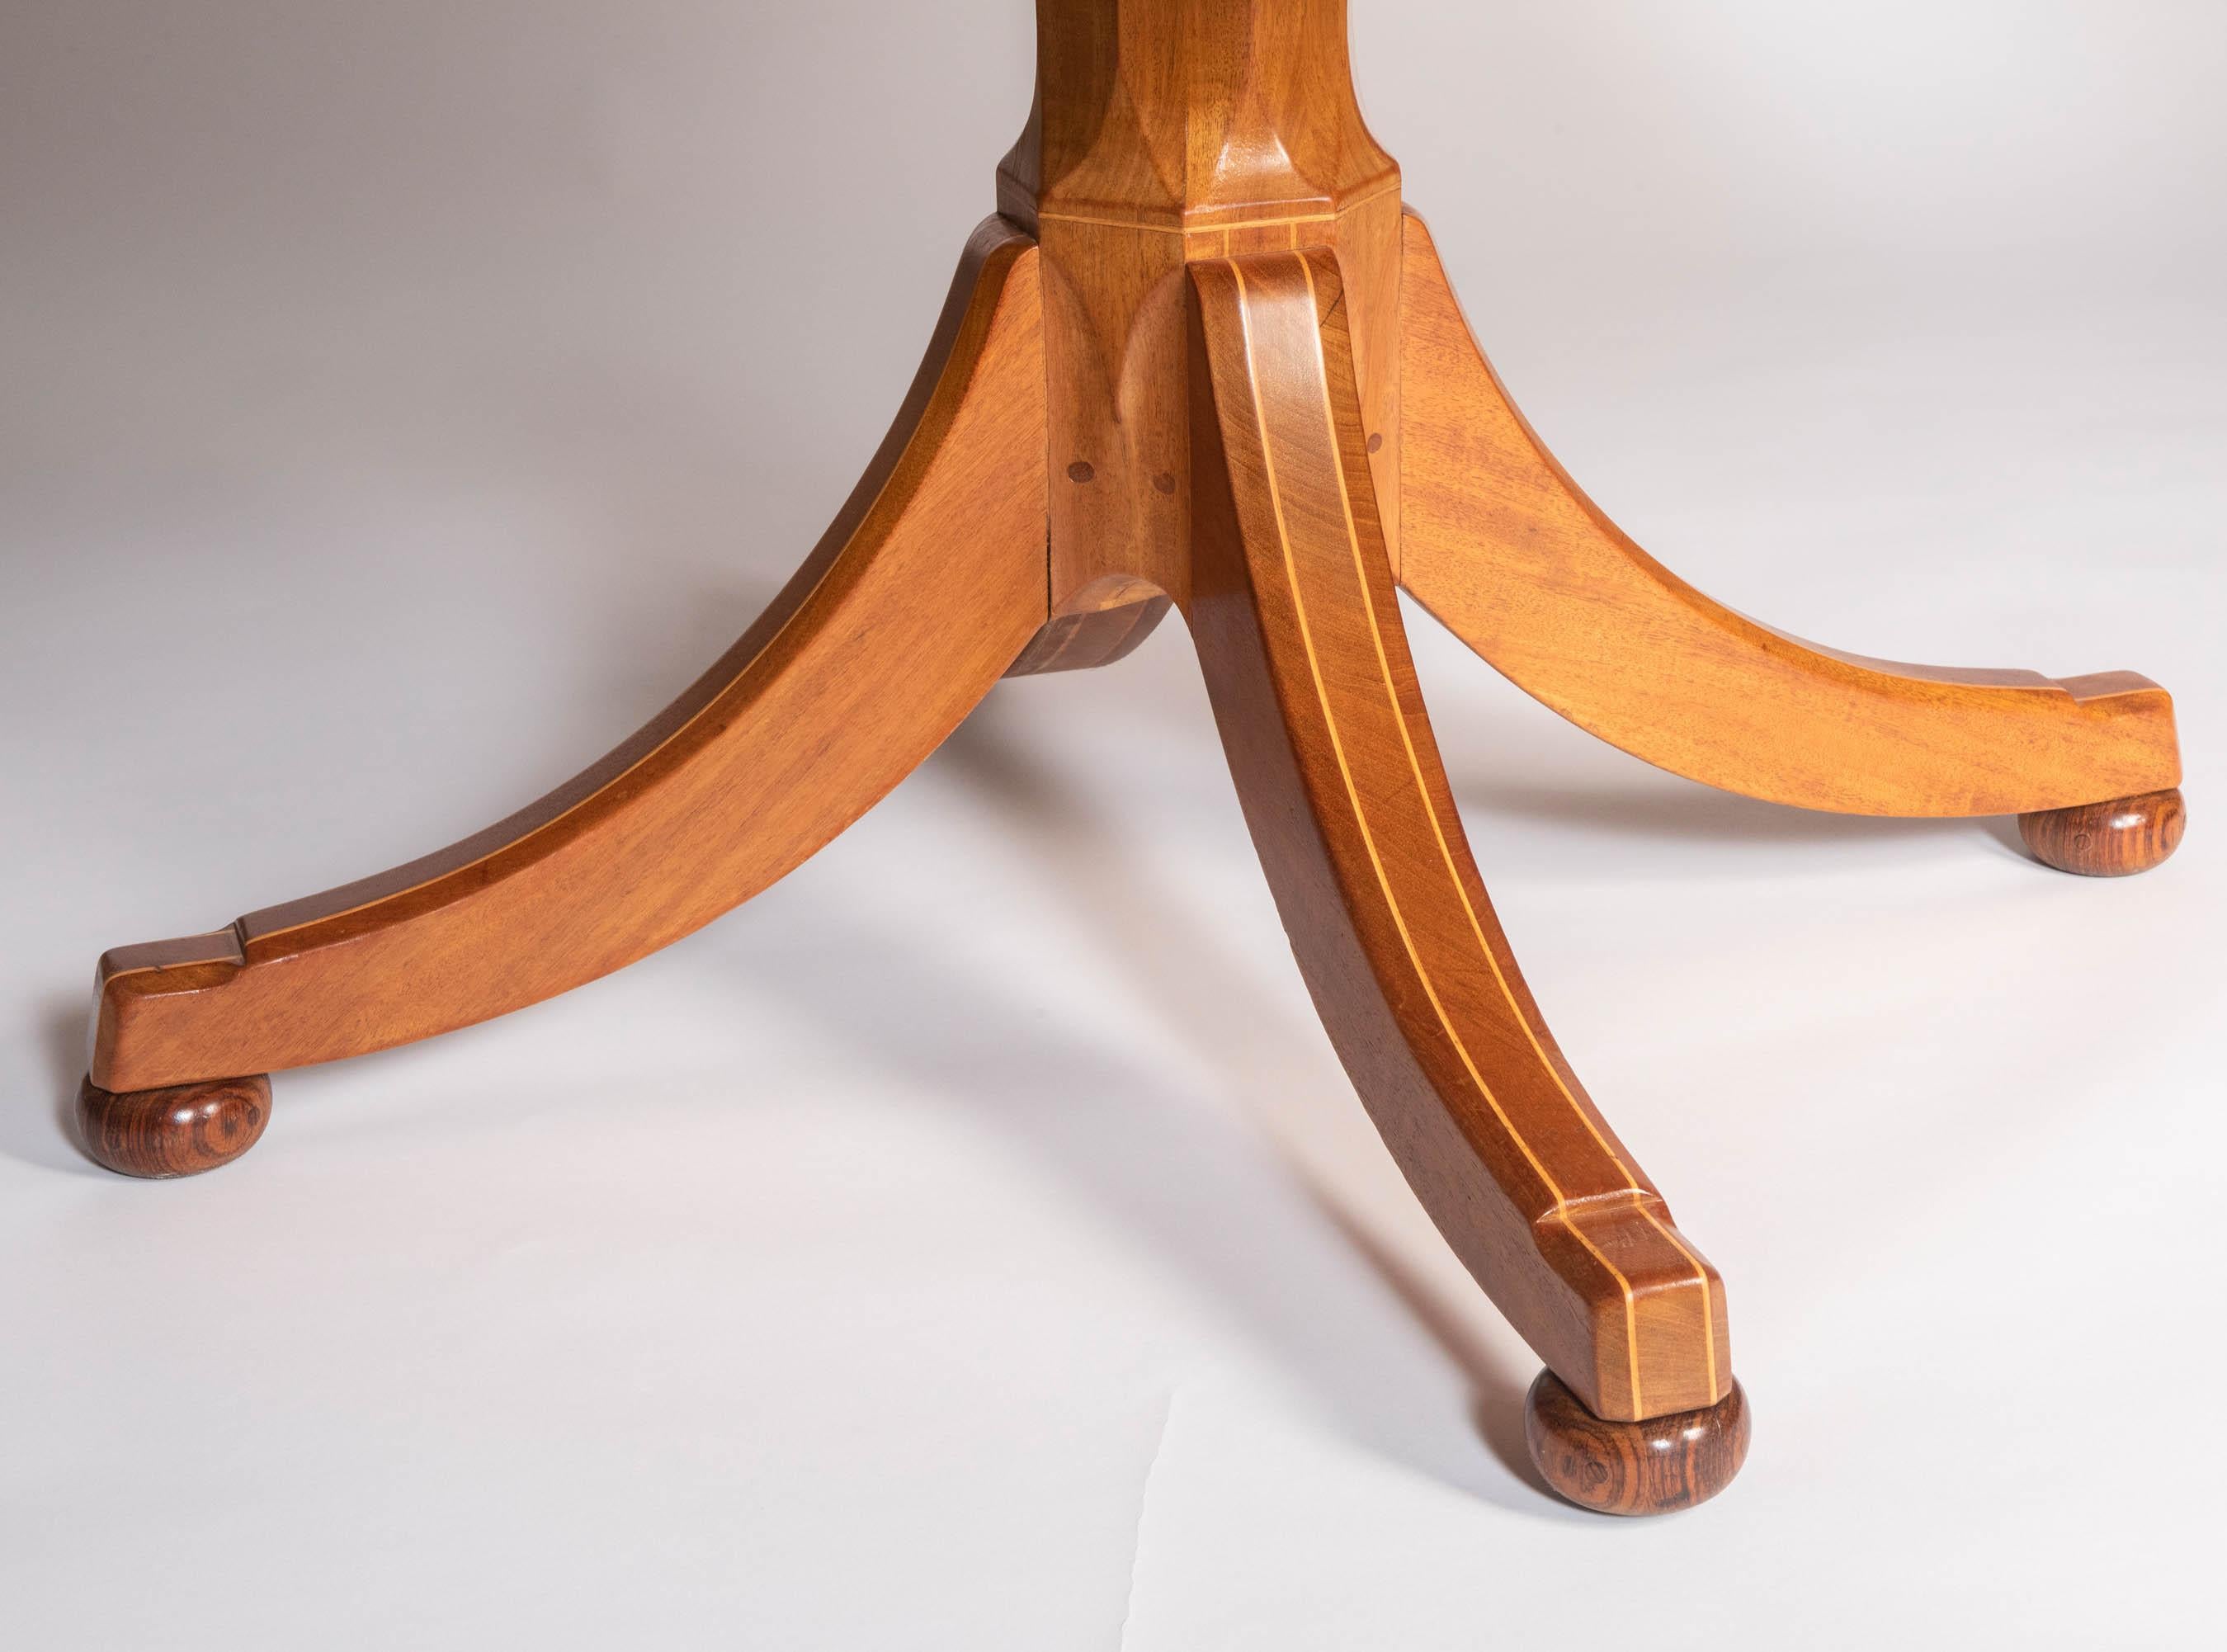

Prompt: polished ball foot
[
  {"left": 2017, "top": 786, "right": 2186, "bottom": 877},
  {"left": 1523, "top": 1369, "right": 1750, "bottom": 1516},
  {"left": 75, "top": 1073, "right": 271, "bottom": 1178}
]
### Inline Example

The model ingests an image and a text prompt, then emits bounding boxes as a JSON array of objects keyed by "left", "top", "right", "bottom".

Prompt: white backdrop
[{"left": 4, "top": 4, "right": 2222, "bottom": 1646}]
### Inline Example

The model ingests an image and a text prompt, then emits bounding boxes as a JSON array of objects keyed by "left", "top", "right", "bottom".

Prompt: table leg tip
[
  {"left": 1522, "top": 1369, "right": 1750, "bottom": 1516},
  {"left": 76, "top": 1072, "right": 271, "bottom": 1178}
]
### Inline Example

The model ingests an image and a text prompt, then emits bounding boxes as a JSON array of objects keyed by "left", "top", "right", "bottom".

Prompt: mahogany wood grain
[
  {"left": 90, "top": 219, "right": 1050, "bottom": 1094},
  {"left": 1186, "top": 249, "right": 1728, "bottom": 1423},
  {"left": 1395, "top": 210, "right": 2184, "bottom": 819},
  {"left": 1525, "top": 1370, "right": 1750, "bottom": 1517},
  {"left": 73, "top": 0, "right": 2198, "bottom": 1516},
  {"left": 76, "top": 1074, "right": 270, "bottom": 1179},
  {"left": 2019, "top": 787, "right": 2187, "bottom": 876},
  {"left": 1005, "top": 595, "right": 1172, "bottom": 677},
  {"left": 1001, "top": 0, "right": 1404, "bottom": 616}
]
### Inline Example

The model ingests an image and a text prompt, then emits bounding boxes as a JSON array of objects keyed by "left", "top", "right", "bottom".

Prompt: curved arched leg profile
[
  {"left": 1395, "top": 210, "right": 2184, "bottom": 846},
  {"left": 1186, "top": 246, "right": 1742, "bottom": 1509},
  {"left": 82, "top": 218, "right": 1053, "bottom": 1167}
]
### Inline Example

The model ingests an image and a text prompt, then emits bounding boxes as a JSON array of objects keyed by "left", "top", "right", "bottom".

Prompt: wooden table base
[{"left": 73, "top": 2, "right": 2186, "bottom": 1517}]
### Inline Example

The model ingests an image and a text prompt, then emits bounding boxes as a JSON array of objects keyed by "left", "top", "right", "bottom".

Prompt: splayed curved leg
[
  {"left": 80, "top": 218, "right": 1051, "bottom": 1173},
  {"left": 1185, "top": 246, "right": 1741, "bottom": 1513},
  {"left": 1396, "top": 209, "right": 2183, "bottom": 864}
]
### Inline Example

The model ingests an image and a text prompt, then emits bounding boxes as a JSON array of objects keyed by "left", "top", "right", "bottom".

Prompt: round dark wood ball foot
[
  {"left": 75, "top": 1073, "right": 271, "bottom": 1178},
  {"left": 1523, "top": 1370, "right": 1750, "bottom": 1516},
  {"left": 2017, "top": 787, "right": 2185, "bottom": 877}
]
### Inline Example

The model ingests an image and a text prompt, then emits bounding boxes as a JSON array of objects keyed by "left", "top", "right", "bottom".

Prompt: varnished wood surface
[
  {"left": 1001, "top": 0, "right": 1403, "bottom": 614},
  {"left": 1525, "top": 1370, "right": 1750, "bottom": 1517},
  {"left": 2019, "top": 788, "right": 2187, "bottom": 876},
  {"left": 1394, "top": 210, "right": 2183, "bottom": 818},
  {"left": 1005, "top": 595, "right": 1172, "bottom": 677},
  {"left": 1186, "top": 249, "right": 1727, "bottom": 1423},
  {"left": 75, "top": 0, "right": 2204, "bottom": 1521},
  {"left": 75, "top": 1073, "right": 271, "bottom": 1178},
  {"left": 91, "top": 219, "right": 1050, "bottom": 1093}
]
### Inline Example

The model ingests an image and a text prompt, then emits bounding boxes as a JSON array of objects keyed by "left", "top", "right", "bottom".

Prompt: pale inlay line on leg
[
  {"left": 1229, "top": 257, "right": 1673, "bottom": 1412},
  {"left": 1290, "top": 254, "right": 1721, "bottom": 1404}
]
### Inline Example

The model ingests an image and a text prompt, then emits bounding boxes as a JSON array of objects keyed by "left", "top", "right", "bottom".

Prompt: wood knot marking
[
  {"left": 1152, "top": 471, "right": 1177, "bottom": 494},
  {"left": 1367, "top": 432, "right": 1384, "bottom": 454},
  {"left": 1067, "top": 461, "right": 1096, "bottom": 484}
]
